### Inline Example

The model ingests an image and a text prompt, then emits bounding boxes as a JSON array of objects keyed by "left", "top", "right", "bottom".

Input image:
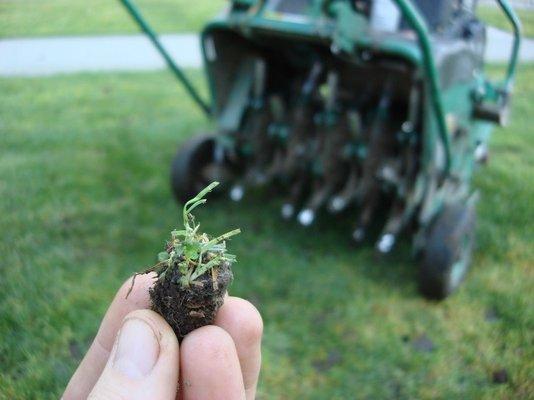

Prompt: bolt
[
  {"left": 281, "top": 204, "right": 294, "bottom": 219},
  {"left": 352, "top": 228, "right": 365, "bottom": 243},
  {"left": 329, "top": 197, "right": 346, "bottom": 213},
  {"left": 298, "top": 209, "right": 315, "bottom": 226},
  {"left": 376, "top": 233, "right": 396, "bottom": 254},
  {"left": 229, "top": 185, "right": 244, "bottom": 202},
  {"left": 474, "top": 143, "right": 489, "bottom": 164}
]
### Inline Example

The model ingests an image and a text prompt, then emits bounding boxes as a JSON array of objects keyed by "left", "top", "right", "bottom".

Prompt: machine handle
[
  {"left": 390, "top": 0, "right": 522, "bottom": 174},
  {"left": 118, "top": 0, "right": 212, "bottom": 117},
  {"left": 494, "top": 0, "right": 522, "bottom": 92},
  {"left": 391, "top": 0, "right": 451, "bottom": 177}
]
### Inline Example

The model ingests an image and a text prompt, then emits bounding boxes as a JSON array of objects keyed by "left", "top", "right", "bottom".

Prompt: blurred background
[{"left": 1, "top": 1, "right": 533, "bottom": 398}]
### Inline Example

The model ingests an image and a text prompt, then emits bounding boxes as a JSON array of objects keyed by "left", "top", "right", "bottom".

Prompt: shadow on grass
[{"left": 198, "top": 189, "right": 418, "bottom": 300}]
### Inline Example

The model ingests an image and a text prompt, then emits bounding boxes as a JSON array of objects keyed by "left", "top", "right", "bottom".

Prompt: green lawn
[
  {"left": 478, "top": 5, "right": 534, "bottom": 38},
  {"left": 1, "top": 1, "right": 533, "bottom": 39},
  {"left": 1, "top": 66, "right": 533, "bottom": 399},
  {"left": 0, "top": 0, "right": 224, "bottom": 38}
]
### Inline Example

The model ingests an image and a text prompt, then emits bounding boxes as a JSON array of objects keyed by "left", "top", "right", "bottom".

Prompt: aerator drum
[{"left": 121, "top": 0, "right": 522, "bottom": 299}]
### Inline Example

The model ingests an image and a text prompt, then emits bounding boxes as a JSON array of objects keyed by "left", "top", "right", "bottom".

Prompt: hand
[{"left": 63, "top": 273, "right": 263, "bottom": 400}]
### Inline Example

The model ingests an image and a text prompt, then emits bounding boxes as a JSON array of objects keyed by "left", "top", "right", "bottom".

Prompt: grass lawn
[
  {"left": 0, "top": 0, "right": 224, "bottom": 38},
  {"left": 1, "top": 1, "right": 533, "bottom": 39},
  {"left": 477, "top": 5, "right": 534, "bottom": 37},
  {"left": 1, "top": 66, "right": 533, "bottom": 399}
]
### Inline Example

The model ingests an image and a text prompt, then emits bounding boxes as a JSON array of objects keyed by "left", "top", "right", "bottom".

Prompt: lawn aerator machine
[{"left": 119, "top": 0, "right": 522, "bottom": 299}]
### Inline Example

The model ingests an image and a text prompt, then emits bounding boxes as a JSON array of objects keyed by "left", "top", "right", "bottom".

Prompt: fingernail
[{"left": 113, "top": 318, "right": 160, "bottom": 379}]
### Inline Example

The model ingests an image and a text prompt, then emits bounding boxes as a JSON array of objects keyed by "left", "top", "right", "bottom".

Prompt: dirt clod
[
  {"left": 150, "top": 261, "right": 233, "bottom": 341},
  {"left": 492, "top": 368, "right": 509, "bottom": 384},
  {"left": 312, "top": 350, "right": 343, "bottom": 372},
  {"left": 411, "top": 334, "right": 435, "bottom": 353},
  {"left": 128, "top": 182, "right": 239, "bottom": 342}
]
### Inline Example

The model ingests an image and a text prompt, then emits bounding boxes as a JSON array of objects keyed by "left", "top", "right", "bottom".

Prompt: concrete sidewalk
[
  {"left": 0, "top": 34, "right": 201, "bottom": 76},
  {"left": 0, "top": 28, "right": 533, "bottom": 77}
]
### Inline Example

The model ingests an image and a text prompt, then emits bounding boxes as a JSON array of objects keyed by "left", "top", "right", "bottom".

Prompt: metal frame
[
  {"left": 392, "top": 0, "right": 452, "bottom": 176},
  {"left": 495, "top": 0, "right": 523, "bottom": 90},
  {"left": 389, "top": 0, "right": 522, "bottom": 176},
  {"left": 119, "top": 0, "right": 522, "bottom": 159}
]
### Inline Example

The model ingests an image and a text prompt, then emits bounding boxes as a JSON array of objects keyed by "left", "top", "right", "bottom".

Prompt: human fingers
[
  {"left": 214, "top": 297, "right": 262, "bottom": 400},
  {"left": 180, "top": 325, "right": 246, "bottom": 400},
  {"left": 88, "top": 309, "right": 179, "bottom": 400},
  {"left": 63, "top": 273, "right": 156, "bottom": 399}
]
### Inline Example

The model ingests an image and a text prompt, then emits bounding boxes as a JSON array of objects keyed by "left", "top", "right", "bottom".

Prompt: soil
[{"left": 150, "top": 261, "right": 233, "bottom": 341}]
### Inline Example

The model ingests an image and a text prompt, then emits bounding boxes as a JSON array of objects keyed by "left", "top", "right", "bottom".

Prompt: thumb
[{"left": 88, "top": 309, "right": 179, "bottom": 400}]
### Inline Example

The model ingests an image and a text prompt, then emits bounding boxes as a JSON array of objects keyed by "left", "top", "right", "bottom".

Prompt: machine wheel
[
  {"left": 418, "top": 202, "right": 476, "bottom": 300},
  {"left": 170, "top": 134, "right": 222, "bottom": 204}
]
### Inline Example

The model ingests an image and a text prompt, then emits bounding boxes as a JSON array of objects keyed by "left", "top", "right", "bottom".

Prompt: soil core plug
[{"left": 129, "top": 182, "right": 240, "bottom": 340}]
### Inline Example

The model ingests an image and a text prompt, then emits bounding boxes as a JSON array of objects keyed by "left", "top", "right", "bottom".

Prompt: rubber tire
[
  {"left": 418, "top": 202, "right": 476, "bottom": 300},
  {"left": 170, "top": 134, "right": 217, "bottom": 204}
]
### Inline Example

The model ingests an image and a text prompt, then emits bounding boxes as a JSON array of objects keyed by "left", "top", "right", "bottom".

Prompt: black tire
[
  {"left": 170, "top": 134, "right": 219, "bottom": 204},
  {"left": 418, "top": 202, "right": 476, "bottom": 300}
]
